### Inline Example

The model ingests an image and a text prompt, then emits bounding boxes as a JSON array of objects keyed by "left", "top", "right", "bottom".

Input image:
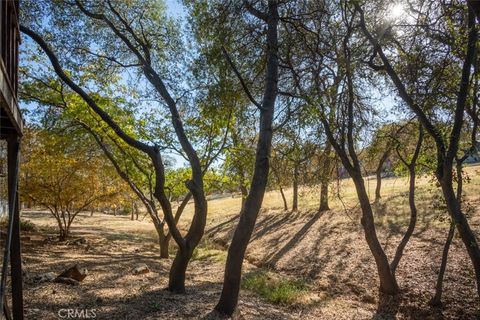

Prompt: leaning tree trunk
[
  {"left": 279, "top": 184, "right": 288, "bottom": 211},
  {"left": 430, "top": 220, "right": 455, "bottom": 306},
  {"left": 356, "top": 2, "right": 480, "bottom": 297},
  {"left": 431, "top": 159, "right": 468, "bottom": 304},
  {"left": 166, "top": 186, "right": 207, "bottom": 293},
  {"left": 439, "top": 175, "right": 480, "bottom": 297},
  {"left": 390, "top": 126, "right": 423, "bottom": 275},
  {"left": 215, "top": 2, "right": 279, "bottom": 315},
  {"left": 351, "top": 172, "right": 399, "bottom": 294},
  {"left": 390, "top": 166, "right": 417, "bottom": 274}
]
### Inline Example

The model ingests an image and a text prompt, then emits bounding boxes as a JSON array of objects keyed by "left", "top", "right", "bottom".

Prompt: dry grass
[{"left": 19, "top": 163, "right": 480, "bottom": 319}]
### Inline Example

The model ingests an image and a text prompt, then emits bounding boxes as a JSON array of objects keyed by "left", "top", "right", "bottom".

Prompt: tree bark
[
  {"left": 168, "top": 248, "right": 193, "bottom": 293},
  {"left": 390, "top": 127, "right": 423, "bottom": 274},
  {"left": 431, "top": 159, "right": 468, "bottom": 304},
  {"left": 430, "top": 220, "right": 455, "bottom": 306},
  {"left": 279, "top": 184, "right": 288, "bottom": 211},
  {"left": 352, "top": 172, "right": 399, "bottom": 294},
  {"left": 21, "top": 18, "right": 209, "bottom": 296},
  {"left": 272, "top": 164, "right": 288, "bottom": 211},
  {"left": 319, "top": 13, "right": 399, "bottom": 294},
  {"left": 319, "top": 141, "right": 332, "bottom": 212},
  {"left": 240, "top": 184, "right": 248, "bottom": 211},
  {"left": 215, "top": 2, "right": 279, "bottom": 315},
  {"left": 292, "top": 165, "right": 299, "bottom": 211},
  {"left": 374, "top": 150, "right": 390, "bottom": 202},
  {"left": 356, "top": 4, "right": 480, "bottom": 297},
  {"left": 439, "top": 177, "right": 480, "bottom": 297},
  {"left": 158, "top": 228, "right": 170, "bottom": 259}
]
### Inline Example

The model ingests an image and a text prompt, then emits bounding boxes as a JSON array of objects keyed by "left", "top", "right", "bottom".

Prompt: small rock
[
  {"left": 132, "top": 265, "right": 150, "bottom": 275},
  {"left": 96, "top": 297, "right": 103, "bottom": 304},
  {"left": 56, "top": 264, "right": 88, "bottom": 282}
]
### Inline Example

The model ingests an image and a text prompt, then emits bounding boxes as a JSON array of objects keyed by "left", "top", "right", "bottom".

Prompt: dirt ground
[
  {"left": 20, "top": 210, "right": 295, "bottom": 320},
  {"left": 18, "top": 165, "right": 480, "bottom": 319}
]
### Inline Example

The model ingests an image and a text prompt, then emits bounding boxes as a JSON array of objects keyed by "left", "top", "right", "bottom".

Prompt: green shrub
[
  {"left": 191, "top": 245, "right": 227, "bottom": 263},
  {"left": 242, "top": 271, "right": 308, "bottom": 305},
  {"left": 20, "top": 219, "right": 37, "bottom": 232},
  {"left": 0, "top": 218, "right": 37, "bottom": 232}
]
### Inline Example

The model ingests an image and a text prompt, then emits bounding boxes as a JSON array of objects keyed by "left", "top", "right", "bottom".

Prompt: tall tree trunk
[
  {"left": 374, "top": 150, "right": 390, "bottom": 202},
  {"left": 279, "top": 184, "right": 288, "bottom": 211},
  {"left": 439, "top": 176, "right": 480, "bottom": 297},
  {"left": 240, "top": 184, "right": 248, "bottom": 211},
  {"left": 272, "top": 165, "right": 288, "bottom": 211},
  {"left": 352, "top": 172, "right": 399, "bottom": 294},
  {"left": 166, "top": 192, "right": 207, "bottom": 293},
  {"left": 292, "top": 165, "right": 299, "bottom": 212},
  {"left": 215, "top": 2, "right": 279, "bottom": 315},
  {"left": 151, "top": 217, "right": 170, "bottom": 259},
  {"left": 390, "top": 126, "right": 423, "bottom": 274},
  {"left": 156, "top": 226, "right": 170, "bottom": 259},
  {"left": 431, "top": 159, "right": 467, "bottom": 304},
  {"left": 168, "top": 248, "right": 193, "bottom": 292},
  {"left": 319, "top": 13, "right": 399, "bottom": 294},
  {"left": 319, "top": 181, "right": 329, "bottom": 211},
  {"left": 430, "top": 220, "right": 455, "bottom": 306},
  {"left": 319, "top": 141, "right": 332, "bottom": 212},
  {"left": 357, "top": 3, "right": 480, "bottom": 297}
]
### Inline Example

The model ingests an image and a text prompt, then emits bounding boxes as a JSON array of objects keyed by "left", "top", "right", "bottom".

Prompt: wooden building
[{"left": 0, "top": 0, "right": 23, "bottom": 319}]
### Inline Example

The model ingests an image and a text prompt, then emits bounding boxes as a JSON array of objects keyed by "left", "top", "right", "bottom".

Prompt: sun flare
[{"left": 389, "top": 3, "right": 405, "bottom": 20}]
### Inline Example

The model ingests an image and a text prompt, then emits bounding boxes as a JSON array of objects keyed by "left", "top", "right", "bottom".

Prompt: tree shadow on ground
[
  {"left": 264, "top": 211, "right": 323, "bottom": 267},
  {"left": 250, "top": 212, "right": 297, "bottom": 242},
  {"left": 372, "top": 293, "right": 402, "bottom": 320}
]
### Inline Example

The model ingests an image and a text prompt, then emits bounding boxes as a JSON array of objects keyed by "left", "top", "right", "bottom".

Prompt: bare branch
[{"left": 221, "top": 46, "right": 264, "bottom": 110}]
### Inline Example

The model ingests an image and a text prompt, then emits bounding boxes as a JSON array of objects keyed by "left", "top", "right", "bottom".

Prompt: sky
[{"left": 165, "top": 0, "right": 187, "bottom": 20}]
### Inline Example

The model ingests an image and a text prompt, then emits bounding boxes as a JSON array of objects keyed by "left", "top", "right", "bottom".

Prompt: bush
[
  {"left": 191, "top": 243, "right": 227, "bottom": 263},
  {"left": 242, "top": 271, "right": 308, "bottom": 305},
  {"left": 0, "top": 218, "right": 37, "bottom": 232},
  {"left": 20, "top": 219, "right": 38, "bottom": 232}
]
